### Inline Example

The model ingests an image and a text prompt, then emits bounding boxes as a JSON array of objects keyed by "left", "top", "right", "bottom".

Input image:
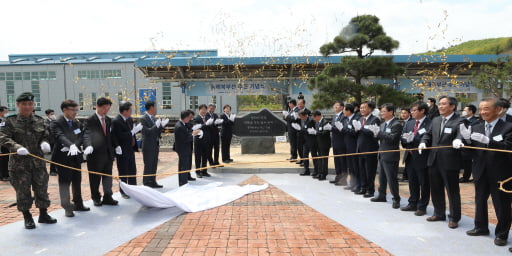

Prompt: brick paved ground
[{"left": 0, "top": 144, "right": 506, "bottom": 255}]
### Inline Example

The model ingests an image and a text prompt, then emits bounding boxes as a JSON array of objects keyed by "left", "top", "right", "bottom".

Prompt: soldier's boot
[
  {"left": 22, "top": 210, "right": 36, "bottom": 229},
  {"left": 38, "top": 208, "right": 57, "bottom": 224}
]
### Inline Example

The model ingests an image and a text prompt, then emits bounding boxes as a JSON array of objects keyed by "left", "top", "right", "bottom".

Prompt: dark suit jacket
[
  {"left": 111, "top": 114, "right": 138, "bottom": 155},
  {"left": 315, "top": 118, "right": 331, "bottom": 150},
  {"left": 420, "top": 113, "right": 463, "bottom": 169},
  {"left": 220, "top": 113, "right": 234, "bottom": 138},
  {"left": 468, "top": 119, "right": 512, "bottom": 182},
  {"left": 301, "top": 117, "right": 316, "bottom": 148},
  {"left": 342, "top": 115, "right": 358, "bottom": 154},
  {"left": 284, "top": 107, "right": 300, "bottom": 132},
  {"left": 193, "top": 115, "right": 210, "bottom": 145},
  {"left": 140, "top": 113, "right": 163, "bottom": 150},
  {"left": 331, "top": 112, "right": 345, "bottom": 149},
  {"left": 356, "top": 114, "right": 381, "bottom": 152},
  {"left": 83, "top": 113, "right": 117, "bottom": 161},
  {"left": 401, "top": 117, "right": 432, "bottom": 169},
  {"left": 206, "top": 112, "right": 220, "bottom": 137},
  {"left": 174, "top": 120, "right": 193, "bottom": 155},
  {"left": 50, "top": 116, "right": 83, "bottom": 165},
  {"left": 377, "top": 118, "right": 403, "bottom": 162}
]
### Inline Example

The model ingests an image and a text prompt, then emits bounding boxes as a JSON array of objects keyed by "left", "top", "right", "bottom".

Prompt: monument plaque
[{"left": 233, "top": 109, "right": 286, "bottom": 154}]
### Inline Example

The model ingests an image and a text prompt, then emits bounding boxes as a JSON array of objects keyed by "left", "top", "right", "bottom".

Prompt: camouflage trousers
[{"left": 9, "top": 162, "right": 51, "bottom": 211}]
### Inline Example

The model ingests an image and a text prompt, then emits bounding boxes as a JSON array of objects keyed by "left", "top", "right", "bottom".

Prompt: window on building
[
  {"left": 23, "top": 72, "right": 30, "bottom": 80},
  {"left": 0, "top": 73, "right": 4, "bottom": 80},
  {"left": 48, "top": 71, "right": 56, "bottom": 80},
  {"left": 79, "top": 93, "right": 84, "bottom": 110},
  {"left": 91, "top": 93, "right": 97, "bottom": 110},
  {"left": 162, "top": 82, "right": 172, "bottom": 109},
  {"left": 31, "top": 81, "right": 41, "bottom": 111},
  {"left": 31, "top": 72, "right": 39, "bottom": 80},
  {"left": 39, "top": 72, "right": 48, "bottom": 80},
  {"left": 6, "top": 81, "right": 15, "bottom": 111},
  {"left": 14, "top": 72, "right": 22, "bottom": 80},
  {"left": 189, "top": 96, "right": 198, "bottom": 110},
  {"left": 6, "top": 72, "right": 13, "bottom": 80},
  {"left": 76, "top": 69, "right": 122, "bottom": 80}
]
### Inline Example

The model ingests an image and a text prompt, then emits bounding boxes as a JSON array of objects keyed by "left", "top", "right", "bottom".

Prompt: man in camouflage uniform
[{"left": 0, "top": 92, "right": 57, "bottom": 229}]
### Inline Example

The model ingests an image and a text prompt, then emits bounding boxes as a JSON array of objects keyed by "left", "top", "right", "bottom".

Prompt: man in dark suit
[
  {"left": 354, "top": 101, "right": 380, "bottom": 197},
  {"left": 194, "top": 104, "right": 211, "bottom": 178},
  {"left": 370, "top": 103, "right": 403, "bottom": 209},
  {"left": 330, "top": 101, "right": 347, "bottom": 185},
  {"left": 51, "top": 100, "right": 90, "bottom": 217},
  {"left": 175, "top": 110, "right": 202, "bottom": 186},
  {"left": 140, "top": 101, "right": 168, "bottom": 188},
  {"left": 497, "top": 98, "right": 512, "bottom": 123},
  {"left": 206, "top": 104, "right": 221, "bottom": 166},
  {"left": 312, "top": 111, "right": 331, "bottom": 181},
  {"left": 427, "top": 97, "right": 440, "bottom": 120},
  {"left": 83, "top": 97, "right": 119, "bottom": 206},
  {"left": 296, "top": 110, "right": 317, "bottom": 176},
  {"left": 341, "top": 104, "right": 360, "bottom": 192},
  {"left": 296, "top": 99, "right": 311, "bottom": 166},
  {"left": 220, "top": 104, "right": 235, "bottom": 163},
  {"left": 283, "top": 99, "right": 299, "bottom": 161},
  {"left": 419, "top": 96, "right": 463, "bottom": 229},
  {"left": 0, "top": 106, "right": 9, "bottom": 181},
  {"left": 112, "top": 101, "right": 141, "bottom": 198},
  {"left": 400, "top": 101, "right": 432, "bottom": 216},
  {"left": 462, "top": 98, "right": 512, "bottom": 247},
  {"left": 460, "top": 104, "right": 480, "bottom": 183},
  {"left": 399, "top": 107, "right": 412, "bottom": 181}
]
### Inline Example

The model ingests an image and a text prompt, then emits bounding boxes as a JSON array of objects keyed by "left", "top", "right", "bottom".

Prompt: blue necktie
[{"left": 68, "top": 120, "right": 73, "bottom": 128}]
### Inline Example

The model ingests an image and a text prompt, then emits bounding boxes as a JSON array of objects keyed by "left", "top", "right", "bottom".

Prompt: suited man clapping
[{"left": 175, "top": 110, "right": 201, "bottom": 186}]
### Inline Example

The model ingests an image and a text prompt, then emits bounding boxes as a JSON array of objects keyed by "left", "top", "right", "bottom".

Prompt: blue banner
[{"left": 139, "top": 89, "right": 156, "bottom": 114}]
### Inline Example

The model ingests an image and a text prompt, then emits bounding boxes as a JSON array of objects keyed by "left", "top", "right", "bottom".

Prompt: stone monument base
[{"left": 241, "top": 136, "right": 275, "bottom": 154}]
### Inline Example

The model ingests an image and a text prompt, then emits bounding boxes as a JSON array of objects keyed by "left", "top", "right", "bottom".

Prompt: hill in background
[{"left": 418, "top": 37, "right": 512, "bottom": 55}]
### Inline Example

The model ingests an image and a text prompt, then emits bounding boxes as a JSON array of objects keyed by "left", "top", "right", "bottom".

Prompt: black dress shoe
[
  {"left": 93, "top": 199, "right": 102, "bottom": 207},
  {"left": 400, "top": 204, "right": 417, "bottom": 211},
  {"left": 354, "top": 190, "right": 366, "bottom": 195},
  {"left": 363, "top": 193, "right": 374, "bottom": 198},
  {"left": 300, "top": 172, "right": 310, "bottom": 176},
  {"left": 65, "top": 209, "right": 75, "bottom": 217},
  {"left": 50, "top": 172, "right": 58, "bottom": 176},
  {"left": 330, "top": 175, "right": 341, "bottom": 184},
  {"left": 300, "top": 163, "right": 305, "bottom": 167},
  {"left": 102, "top": 197, "right": 119, "bottom": 206},
  {"left": 495, "top": 237, "right": 507, "bottom": 246},
  {"left": 286, "top": 157, "right": 296, "bottom": 161},
  {"left": 459, "top": 177, "right": 471, "bottom": 183},
  {"left": 146, "top": 183, "right": 163, "bottom": 188},
  {"left": 318, "top": 175, "right": 327, "bottom": 181},
  {"left": 196, "top": 172, "right": 203, "bottom": 178},
  {"left": 24, "top": 217, "right": 36, "bottom": 229},
  {"left": 351, "top": 188, "right": 359, "bottom": 193},
  {"left": 188, "top": 177, "right": 196, "bottom": 181},
  {"left": 202, "top": 172, "right": 211, "bottom": 177},
  {"left": 335, "top": 180, "right": 348, "bottom": 186},
  {"left": 415, "top": 210, "right": 426, "bottom": 216},
  {"left": 392, "top": 200, "right": 400, "bottom": 209},
  {"left": 74, "top": 204, "right": 90, "bottom": 212},
  {"left": 371, "top": 197, "right": 386, "bottom": 202},
  {"left": 466, "top": 228, "right": 490, "bottom": 236},
  {"left": 426, "top": 215, "right": 446, "bottom": 222},
  {"left": 121, "top": 193, "right": 130, "bottom": 199},
  {"left": 38, "top": 214, "right": 57, "bottom": 224},
  {"left": 296, "top": 160, "right": 302, "bottom": 164}
]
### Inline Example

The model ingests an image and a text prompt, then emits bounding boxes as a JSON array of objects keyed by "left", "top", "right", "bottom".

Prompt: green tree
[
  {"left": 309, "top": 15, "right": 415, "bottom": 109},
  {"left": 472, "top": 56, "right": 512, "bottom": 98}
]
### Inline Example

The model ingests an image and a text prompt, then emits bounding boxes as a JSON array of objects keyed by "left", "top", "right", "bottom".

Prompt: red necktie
[
  {"left": 362, "top": 118, "right": 367, "bottom": 126},
  {"left": 413, "top": 120, "right": 420, "bottom": 135},
  {"left": 101, "top": 116, "right": 106, "bottom": 135}
]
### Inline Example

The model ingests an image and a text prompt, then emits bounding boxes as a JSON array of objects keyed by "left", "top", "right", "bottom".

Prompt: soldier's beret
[{"left": 16, "top": 92, "right": 35, "bottom": 102}]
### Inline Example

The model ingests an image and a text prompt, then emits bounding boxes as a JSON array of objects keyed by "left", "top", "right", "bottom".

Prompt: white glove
[
  {"left": 198, "top": 130, "right": 204, "bottom": 139},
  {"left": 292, "top": 112, "right": 299, "bottom": 120},
  {"left": 452, "top": 139, "right": 464, "bottom": 149},
  {"left": 402, "top": 132, "right": 414, "bottom": 143},
  {"left": 205, "top": 118, "right": 214, "bottom": 126},
  {"left": 418, "top": 142, "right": 426, "bottom": 155},
  {"left": 323, "top": 123, "right": 332, "bottom": 131},
  {"left": 368, "top": 124, "right": 380, "bottom": 137},
  {"left": 61, "top": 147, "right": 70, "bottom": 152},
  {"left": 459, "top": 123, "right": 471, "bottom": 140},
  {"left": 131, "top": 123, "right": 143, "bottom": 136},
  {"left": 161, "top": 118, "right": 170, "bottom": 127},
  {"left": 282, "top": 110, "right": 289, "bottom": 118},
  {"left": 214, "top": 119, "right": 224, "bottom": 125},
  {"left": 40, "top": 142, "right": 51, "bottom": 153},
  {"left": 68, "top": 144, "right": 81, "bottom": 156},
  {"left": 229, "top": 114, "right": 236, "bottom": 122},
  {"left": 352, "top": 120, "right": 362, "bottom": 131},
  {"left": 17, "top": 147, "right": 29, "bottom": 155},
  {"left": 334, "top": 121, "right": 343, "bottom": 131},
  {"left": 307, "top": 127, "right": 317, "bottom": 135},
  {"left": 192, "top": 124, "right": 202, "bottom": 131},
  {"left": 115, "top": 146, "right": 122, "bottom": 155},
  {"left": 155, "top": 118, "right": 162, "bottom": 128},
  {"left": 83, "top": 146, "right": 94, "bottom": 155},
  {"left": 470, "top": 133, "right": 490, "bottom": 144},
  {"left": 291, "top": 123, "right": 301, "bottom": 131}
]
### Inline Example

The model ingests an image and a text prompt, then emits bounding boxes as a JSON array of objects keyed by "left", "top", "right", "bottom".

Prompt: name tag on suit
[
  {"left": 443, "top": 127, "right": 452, "bottom": 134},
  {"left": 418, "top": 128, "right": 426, "bottom": 135},
  {"left": 493, "top": 134, "right": 503, "bottom": 142},
  {"left": 0, "top": 122, "right": 5, "bottom": 127},
  {"left": 73, "top": 129, "right": 81, "bottom": 135},
  {"left": 364, "top": 125, "right": 369, "bottom": 129},
  {"left": 385, "top": 128, "right": 391, "bottom": 133},
  {"left": 348, "top": 125, "right": 352, "bottom": 129}
]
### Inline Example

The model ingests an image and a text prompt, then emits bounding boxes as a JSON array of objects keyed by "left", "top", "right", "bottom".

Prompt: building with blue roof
[{"left": 0, "top": 50, "right": 507, "bottom": 117}]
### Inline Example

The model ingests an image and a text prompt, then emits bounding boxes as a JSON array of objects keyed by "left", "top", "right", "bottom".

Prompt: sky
[{"left": 1, "top": 0, "right": 511, "bottom": 60}]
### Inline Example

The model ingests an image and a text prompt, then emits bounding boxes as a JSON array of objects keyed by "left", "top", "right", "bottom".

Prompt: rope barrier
[{"left": 2, "top": 145, "right": 512, "bottom": 193}]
